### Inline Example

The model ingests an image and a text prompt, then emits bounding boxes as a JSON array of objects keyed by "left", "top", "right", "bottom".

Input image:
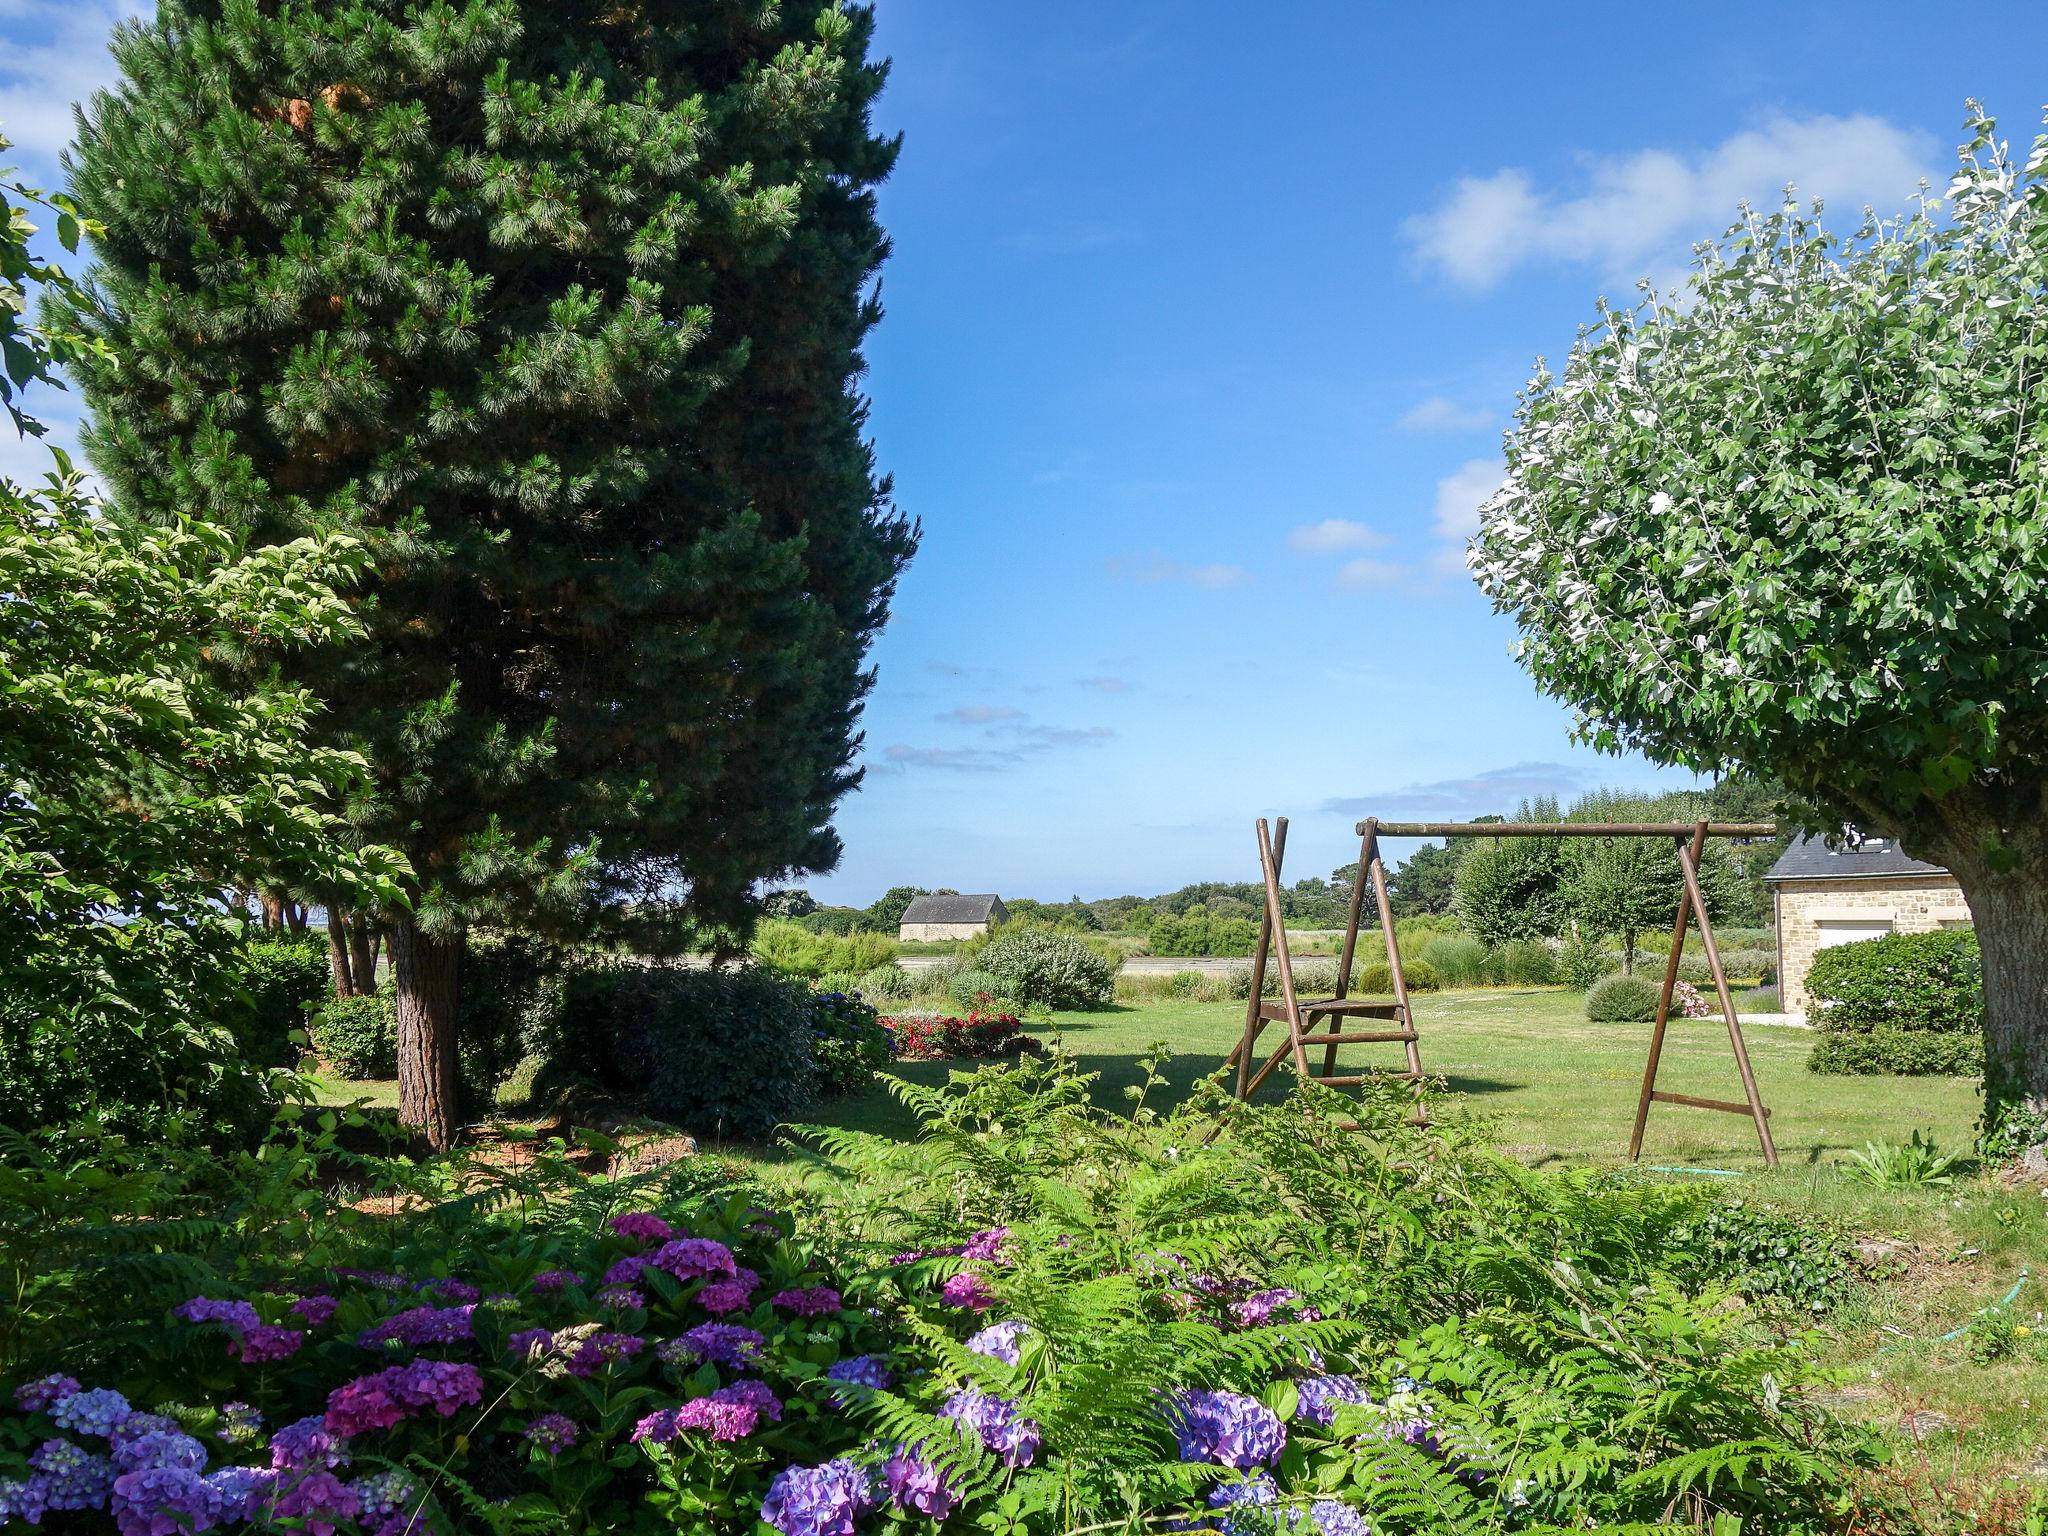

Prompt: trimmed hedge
[
  {"left": 228, "top": 932, "right": 332, "bottom": 1067},
  {"left": 1356, "top": 959, "right": 1441, "bottom": 994},
  {"left": 1806, "top": 929, "right": 1981, "bottom": 1077},
  {"left": 1586, "top": 972, "right": 1661, "bottom": 1023}
]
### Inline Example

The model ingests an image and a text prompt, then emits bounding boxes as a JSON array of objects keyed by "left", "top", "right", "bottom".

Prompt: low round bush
[
  {"left": 948, "top": 968, "right": 1008, "bottom": 1009},
  {"left": 979, "top": 929, "right": 1115, "bottom": 1008},
  {"left": 313, "top": 992, "right": 398, "bottom": 1079},
  {"left": 1804, "top": 929, "right": 1981, "bottom": 1078},
  {"left": 1585, "top": 973, "right": 1662, "bottom": 1023},
  {"left": 1355, "top": 959, "right": 1440, "bottom": 994},
  {"left": 836, "top": 930, "right": 901, "bottom": 974}
]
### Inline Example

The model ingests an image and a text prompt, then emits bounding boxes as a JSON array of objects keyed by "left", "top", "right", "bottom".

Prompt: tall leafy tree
[
  {"left": 61, "top": 1, "right": 915, "bottom": 1146},
  {"left": 1471, "top": 107, "right": 2048, "bottom": 1151}
]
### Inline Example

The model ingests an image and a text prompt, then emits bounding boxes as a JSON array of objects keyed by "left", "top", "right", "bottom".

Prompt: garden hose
[
  {"left": 1933, "top": 1268, "right": 2031, "bottom": 1342},
  {"left": 1646, "top": 1165, "right": 1746, "bottom": 1177}
]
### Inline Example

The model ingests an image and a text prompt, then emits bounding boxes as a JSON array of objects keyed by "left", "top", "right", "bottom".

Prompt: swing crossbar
[{"left": 1361, "top": 821, "right": 1778, "bottom": 838}]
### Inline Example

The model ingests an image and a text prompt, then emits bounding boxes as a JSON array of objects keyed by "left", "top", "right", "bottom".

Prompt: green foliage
[
  {"left": 1420, "top": 935, "right": 1489, "bottom": 986},
  {"left": 949, "top": 968, "right": 1010, "bottom": 1010},
  {"left": 1147, "top": 907, "right": 1260, "bottom": 958},
  {"left": 750, "top": 919, "right": 902, "bottom": 980},
  {"left": 546, "top": 965, "right": 819, "bottom": 1139},
  {"left": 1809, "top": 1029, "right": 1982, "bottom": 1077},
  {"left": 224, "top": 932, "right": 331, "bottom": 1068},
  {"left": 762, "top": 888, "right": 818, "bottom": 919},
  {"left": 1843, "top": 1130, "right": 1967, "bottom": 1188},
  {"left": 312, "top": 992, "right": 398, "bottom": 1079},
  {"left": 1557, "top": 931, "right": 1606, "bottom": 990},
  {"left": 1453, "top": 830, "right": 1568, "bottom": 944},
  {"left": 1806, "top": 931, "right": 1983, "bottom": 1078},
  {"left": 1585, "top": 973, "right": 1662, "bottom": 1023},
  {"left": 865, "top": 886, "right": 929, "bottom": 932},
  {"left": 1663, "top": 1200, "right": 1855, "bottom": 1315},
  {"left": 809, "top": 988, "right": 892, "bottom": 1097},
  {"left": 980, "top": 929, "right": 1116, "bottom": 1008},
  {"left": 458, "top": 934, "right": 567, "bottom": 1114},
  {"left": 1356, "top": 959, "right": 1440, "bottom": 994},
  {"left": 855, "top": 962, "right": 917, "bottom": 1002}
]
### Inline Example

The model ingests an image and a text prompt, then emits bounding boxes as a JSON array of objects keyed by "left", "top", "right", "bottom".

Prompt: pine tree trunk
[
  {"left": 392, "top": 917, "right": 461, "bottom": 1151},
  {"left": 261, "top": 893, "right": 284, "bottom": 929},
  {"left": 1902, "top": 789, "right": 2048, "bottom": 1168},
  {"left": 348, "top": 918, "right": 379, "bottom": 995},
  {"left": 326, "top": 907, "right": 356, "bottom": 998}
]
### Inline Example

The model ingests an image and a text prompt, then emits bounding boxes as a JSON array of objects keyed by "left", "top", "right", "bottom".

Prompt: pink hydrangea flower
[{"left": 609, "top": 1212, "right": 676, "bottom": 1243}]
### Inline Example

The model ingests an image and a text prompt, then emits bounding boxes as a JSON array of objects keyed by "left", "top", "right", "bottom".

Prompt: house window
[{"left": 1814, "top": 918, "right": 1894, "bottom": 948}]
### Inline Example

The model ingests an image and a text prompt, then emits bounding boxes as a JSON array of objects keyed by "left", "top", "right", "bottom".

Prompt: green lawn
[{"left": 806, "top": 987, "right": 1984, "bottom": 1175}]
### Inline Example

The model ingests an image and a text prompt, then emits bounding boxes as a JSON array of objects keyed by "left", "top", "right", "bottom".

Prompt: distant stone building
[
  {"left": 1765, "top": 833, "right": 1972, "bottom": 1016},
  {"left": 898, "top": 893, "right": 1010, "bottom": 942}
]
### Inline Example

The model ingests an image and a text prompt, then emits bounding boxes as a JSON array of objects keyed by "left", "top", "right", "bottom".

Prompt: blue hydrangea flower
[
  {"left": 760, "top": 1457, "right": 878, "bottom": 1536},
  {"left": 1207, "top": 1473, "right": 1279, "bottom": 1536},
  {"left": 110, "top": 1464, "right": 224, "bottom": 1536},
  {"left": 1294, "top": 1375, "right": 1371, "bottom": 1428},
  {"left": 823, "top": 1355, "right": 894, "bottom": 1400},
  {"left": 50, "top": 1388, "right": 133, "bottom": 1438},
  {"left": 203, "top": 1464, "right": 273, "bottom": 1519},
  {"left": 965, "top": 1319, "right": 1031, "bottom": 1366},
  {"left": 940, "top": 1386, "right": 1041, "bottom": 1468},
  {"left": 1170, "top": 1390, "right": 1286, "bottom": 1470},
  {"left": 111, "top": 1431, "right": 209, "bottom": 1475},
  {"left": 1306, "top": 1499, "right": 1370, "bottom": 1536},
  {"left": 351, "top": 1469, "right": 421, "bottom": 1519},
  {"left": 0, "top": 1477, "right": 49, "bottom": 1525},
  {"left": 28, "top": 1438, "right": 116, "bottom": 1511}
]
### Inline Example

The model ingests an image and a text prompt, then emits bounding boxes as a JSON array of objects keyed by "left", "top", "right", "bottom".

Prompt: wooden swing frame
[{"left": 1219, "top": 816, "right": 1781, "bottom": 1166}]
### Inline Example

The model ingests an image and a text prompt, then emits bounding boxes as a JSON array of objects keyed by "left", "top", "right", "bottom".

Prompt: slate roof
[
  {"left": 1764, "top": 831, "right": 1949, "bottom": 883},
  {"left": 900, "top": 893, "right": 1006, "bottom": 924}
]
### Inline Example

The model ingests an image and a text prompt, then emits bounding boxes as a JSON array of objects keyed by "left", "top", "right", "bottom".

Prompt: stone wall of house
[
  {"left": 898, "top": 921, "right": 989, "bottom": 942},
  {"left": 1774, "top": 876, "right": 1974, "bottom": 1015}
]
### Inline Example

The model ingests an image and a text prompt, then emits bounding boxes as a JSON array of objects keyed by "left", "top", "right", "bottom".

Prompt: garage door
[{"left": 1815, "top": 919, "right": 1893, "bottom": 948}]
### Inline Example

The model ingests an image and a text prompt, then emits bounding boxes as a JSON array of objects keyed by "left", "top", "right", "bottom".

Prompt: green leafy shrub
[
  {"left": 751, "top": 919, "right": 900, "bottom": 979},
  {"left": 855, "top": 962, "right": 916, "bottom": 1001},
  {"left": 1586, "top": 972, "right": 1661, "bottom": 1023},
  {"left": 226, "top": 932, "right": 332, "bottom": 1067},
  {"left": 948, "top": 967, "right": 1009, "bottom": 1010},
  {"left": 458, "top": 933, "right": 565, "bottom": 1114},
  {"left": 1147, "top": 909, "right": 1259, "bottom": 958},
  {"left": 311, "top": 992, "right": 398, "bottom": 1079},
  {"left": 1843, "top": 1129, "right": 1966, "bottom": 1187},
  {"left": 836, "top": 930, "right": 901, "bottom": 973},
  {"left": 1664, "top": 1200, "right": 1855, "bottom": 1315},
  {"left": 1805, "top": 930, "right": 1982, "bottom": 1077},
  {"left": 1557, "top": 932, "right": 1605, "bottom": 989},
  {"left": 1716, "top": 946, "right": 1774, "bottom": 981},
  {"left": 980, "top": 929, "right": 1115, "bottom": 1008},
  {"left": 1498, "top": 939, "right": 1557, "bottom": 985},
  {"left": 1355, "top": 958, "right": 1440, "bottom": 994},
  {"left": 1420, "top": 935, "right": 1489, "bottom": 986},
  {"left": 546, "top": 964, "right": 817, "bottom": 1138},
  {"left": 810, "top": 988, "right": 892, "bottom": 1095}
]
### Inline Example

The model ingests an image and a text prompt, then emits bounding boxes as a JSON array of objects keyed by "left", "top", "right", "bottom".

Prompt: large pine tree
[{"left": 61, "top": 0, "right": 916, "bottom": 1147}]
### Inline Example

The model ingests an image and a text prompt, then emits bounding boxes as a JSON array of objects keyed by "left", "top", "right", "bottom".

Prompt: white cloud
[
  {"left": 1322, "top": 760, "right": 1592, "bottom": 819},
  {"left": 1109, "top": 557, "right": 1247, "bottom": 590},
  {"left": 1429, "top": 458, "right": 1503, "bottom": 574},
  {"left": 1287, "top": 518, "right": 1385, "bottom": 554},
  {"left": 938, "top": 704, "right": 1024, "bottom": 724},
  {"left": 1331, "top": 558, "right": 1409, "bottom": 592},
  {"left": 1078, "top": 675, "right": 1132, "bottom": 693},
  {"left": 1403, "top": 112, "right": 1937, "bottom": 290},
  {"left": 1397, "top": 396, "right": 1493, "bottom": 433},
  {"left": 0, "top": 1, "right": 142, "bottom": 177}
]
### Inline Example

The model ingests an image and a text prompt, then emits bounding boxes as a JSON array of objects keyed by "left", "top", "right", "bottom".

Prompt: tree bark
[
  {"left": 326, "top": 907, "right": 356, "bottom": 998},
  {"left": 1894, "top": 785, "right": 2048, "bottom": 1165},
  {"left": 391, "top": 917, "right": 462, "bottom": 1151},
  {"left": 347, "top": 917, "right": 380, "bottom": 995}
]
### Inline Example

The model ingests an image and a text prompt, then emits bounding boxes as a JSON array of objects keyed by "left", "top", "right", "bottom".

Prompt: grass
[{"left": 312, "top": 984, "right": 2045, "bottom": 1502}]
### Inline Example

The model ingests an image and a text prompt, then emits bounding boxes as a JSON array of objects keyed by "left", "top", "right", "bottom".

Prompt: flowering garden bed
[
  {"left": 885, "top": 1009, "right": 1036, "bottom": 1061},
  {"left": 0, "top": 1052, "right": 1873, "bottom": 1535}
]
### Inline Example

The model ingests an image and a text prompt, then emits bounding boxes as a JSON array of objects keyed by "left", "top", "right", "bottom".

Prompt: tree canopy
[{"left": 1471, "top": 106, "right": 2048, "bottom": 1141}]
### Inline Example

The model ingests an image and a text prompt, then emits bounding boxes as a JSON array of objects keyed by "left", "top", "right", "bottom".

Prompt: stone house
[
  {"left": 898, "top": 893, "right": 1009, "bottom": 942},
  {"left": 1765, "top": 833, "right": 1972, "bottom": 1016}
]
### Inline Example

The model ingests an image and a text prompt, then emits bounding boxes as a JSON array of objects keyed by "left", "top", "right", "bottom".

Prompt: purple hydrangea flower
[
  {"left": 959, "top": 1228, "right": 1011, "bottom": 1263},
  {"left": 771, "top": 1286, "right": 842, "bottom": 1317},
  {"left": 350, "top": 1469, "right": 419, "bottom": 1520},
  {"left": 884, "top": 1444, "right": 956, "bottom": 1520},
  {"left": 289, "top": 1295, "right": 339, "bottom": 1328},
  {"left": 531, "top": 1269, "right": 580, "bottom": 1293},
  {"left": 941, "top": 1272, "right": 996, "bottom": 1312},
  {"left": 610, "top": 1212, "right": 676, "bottom": 1243},
  {"left": 1170, "top": 1390, "right": 1286, "bottom": 1470},
  {"left": 506, "top": 1327, "right": 554, "bottom": 1362},
  {"left": 334, "top": 1268, "right": 407, "bottom": 1292},
  {"left": 696, "top": 1268, "right": 760, "bottom": 1315},
  {"left": 357, "top": 1303, "right": 474, "bottom": 1349},
  {"left": 824, "top": 1355, "right": 893, "bottom": 1396},
  {"left": 1307, "top": 1500, "right": 1370, "bottom": 1536},
  {"left": 30, "top": 1437, "right": 117, "bottom": 1510},
  {"left": 566, "top": 1331, "right": 644, "bottom": 1378},
  {"left": 14, "top": 1374, "right": 80, "bottom": 1412},
  {"left": 323, "top": 1360, "right": 482, "bottom": 1436},
  {"left": 233, "top": 1324, "right": 305, "bottom": 1363},
  {"left": 420, "top": 1278, "right": 479, "bottom": 1305},
  {"left": 1208, "top": 1473, "right": 1280, "bottom": 1536},
  {"left": 1229, "top": 1289, "right": 1308, "bottom": 1328},
  {"left": 523, "top": 1413, "right": 578, "bottom": 1455},
  {"left": 1294, "top": 1375, "right": 1371, "bottom": 1428},
  {"left": 601, "top": 1256, "right": 649, "bottom": 1288},
  {"left": 0, "top": 1477, "right": 49, "bottom": 1525},
  {"left": 966, "top": 1319, "right": 1030, "bottom": 1365},
  {"left": 216, "top": 1402, "right": 263, "bottom": 1447},
  {"left": 718, "top": 1379, "right": 783, "bottom": 1423},
  {"left": 597, "top": 1285, "right": 646, "bottom": 1312},
  {"left": 51, "top": 1388, "right": 133, "bottom": 1438},
  {"left": 649, "top": 1238, "right": 737, "bottom": 1281},
  {"left": 271, "top": 1415, "right": 350, "bottom": 1473},
  {"left": 940, "top": 1386, "right": 1041, "bottom": 1468},
  {"left": 111, "top": 1431, "right": 208, "bottom": 1474},
  {"left": 663, "top": 1322, "right": 767, "bottom": 1369},
  {"left": 110, "top": 1464, "right": 223, "bottom": 1536},
  {"left": 396, "top": 1358, "right": 484, "bottom": 1418},
  {"left": 175, "top": 1298, "right": 262, "bottom": 1332},
  {"left": 203, "top": 1466, "right": 272, "bottom": 1519},
  {"left": 267, "top": 1468, "right": 360, "bottom": 1535},
  {"left": 761, "top": 1457, "right": 878, "bottom": 1536}
]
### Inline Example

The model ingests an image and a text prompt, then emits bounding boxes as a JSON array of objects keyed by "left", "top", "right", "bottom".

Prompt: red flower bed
[{"left": 885, "top": 1007, "right": 1034, "bottom": 1061}]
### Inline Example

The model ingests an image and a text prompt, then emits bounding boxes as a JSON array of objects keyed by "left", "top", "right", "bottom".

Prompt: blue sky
[{"left": 2, "top": 2, "right": 2040, "bottom": 902}]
